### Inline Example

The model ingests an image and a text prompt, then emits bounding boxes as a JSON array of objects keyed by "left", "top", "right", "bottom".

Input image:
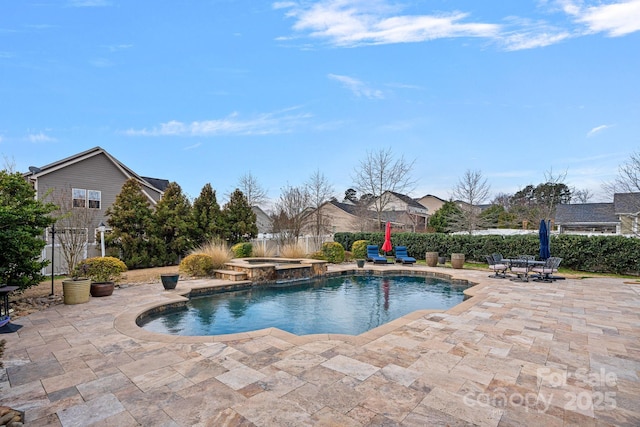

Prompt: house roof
[
  {"left": 418, "top": 194, "right": 447, "bottom": 203},
  {"left": 386, "top": 191, "right": 426, "bottom": 210},
  {"left": 614, "top": 192, "right": 640, "bottom": 214},
  {"left": 141, "top": 177, "right": 170, "bottom": 192},
  {"left": 554, "top": 203, "right": 618, "bottom": 224},
  {"left": 23, "top": 146, "right": 168, "bottom": 198}
]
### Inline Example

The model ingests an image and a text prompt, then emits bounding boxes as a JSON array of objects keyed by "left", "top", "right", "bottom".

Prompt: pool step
[{"left": 214, "top": 269, "right": 248, "bottom": 281}]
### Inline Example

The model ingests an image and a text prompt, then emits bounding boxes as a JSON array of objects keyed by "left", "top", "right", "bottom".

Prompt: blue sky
[{"left": 1, "top": 0, "right": 639, "bottom": 206}]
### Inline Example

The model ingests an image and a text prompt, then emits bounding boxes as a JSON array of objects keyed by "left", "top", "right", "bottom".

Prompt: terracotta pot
[
  {"left": 451, "top": 253, "right": 465, "bottom": 269},
  {"left": 90, "top": 281, "right": 114, "bottom": 297},
  {"left": 425, "top": 252, "right": 438, "bottom": 267}
]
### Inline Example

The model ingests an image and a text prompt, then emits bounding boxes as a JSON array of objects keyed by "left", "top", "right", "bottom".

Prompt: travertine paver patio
[{"left": 1, "top": 265, "right": 639, "bottom": 426}]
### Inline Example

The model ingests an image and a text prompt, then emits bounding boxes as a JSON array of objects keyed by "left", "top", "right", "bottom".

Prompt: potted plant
[
  {"left": 74, "top": 257, "right": 127, "bottom": 297},
  {"left": 351, "top": 239, "right": 368, "bottom": 269},
  {"left": 160, "top": 273, "right": 180, "bottom": 290}
]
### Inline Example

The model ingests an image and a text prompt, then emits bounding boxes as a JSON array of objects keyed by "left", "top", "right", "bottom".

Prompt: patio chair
[
  {"left": 485, "top": 254, "right": 508, "bottom": 278},
  {"left": 366, "top": 245, "right": 388, "bottom": 264},
  {"left": 532, "top": 257, "right": 563, "bottom": 282},
  {"left": 510, "top": 255, "right": 535, "bottom": 282},
  {"left": 394, "top": 246, "right": 416, "bottom": 265}
]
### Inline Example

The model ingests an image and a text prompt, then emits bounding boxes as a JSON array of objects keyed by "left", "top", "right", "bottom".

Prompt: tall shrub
[
  {"left": 105, "top": 179, "right": 156, "bottom": 268},
  {"left": 0, "top": 171, "right": 56, "bottom": 290}
]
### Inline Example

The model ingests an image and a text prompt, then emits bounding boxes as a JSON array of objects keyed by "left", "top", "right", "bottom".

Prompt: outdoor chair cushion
[{"left": 394, "top": 246, "right": 416, "bottom": 264}]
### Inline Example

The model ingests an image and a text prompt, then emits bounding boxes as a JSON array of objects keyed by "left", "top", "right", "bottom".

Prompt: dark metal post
[{"left": 50, "top": 224, "right": 55, "bottom": 296}]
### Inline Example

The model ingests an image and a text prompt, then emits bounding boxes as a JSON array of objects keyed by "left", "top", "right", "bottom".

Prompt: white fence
[
  {"left": 40, "top": 243, "right": 101, "bottom": 276},
  {"left": 251, "top": 235, "right": 334, "bottom": 256}
]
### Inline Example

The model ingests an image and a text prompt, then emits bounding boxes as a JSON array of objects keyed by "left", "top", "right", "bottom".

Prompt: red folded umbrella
[{"left": 381, "top": 221, "right": 392, "bottom": 253}]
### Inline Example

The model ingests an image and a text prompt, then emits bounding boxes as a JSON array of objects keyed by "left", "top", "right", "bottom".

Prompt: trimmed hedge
[
  {"left": 179, "top": 253, "right": 215, "bottom": 277},
  {"left": 334, "top": 232, "right": 640, "bottom": 275},
  {"left": 231, "top": 242, "right": 252, "bottom": 258},
  {"left": 321, "top": 241, "right": 346, "bottom": 264}
]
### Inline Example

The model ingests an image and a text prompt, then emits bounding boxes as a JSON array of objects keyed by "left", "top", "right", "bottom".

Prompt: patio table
[{"left": 503, "top": 258, "right": 545, "bottom": 282}]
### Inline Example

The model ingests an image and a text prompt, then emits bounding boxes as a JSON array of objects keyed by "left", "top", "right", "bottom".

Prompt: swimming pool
[{"left": 138, "top": 275, "right": 470, "bottom": 336}]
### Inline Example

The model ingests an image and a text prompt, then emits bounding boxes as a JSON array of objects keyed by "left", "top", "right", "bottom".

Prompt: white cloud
[
  {"left": 184, "top": 142, "right": 202, "bottom": 150},
  {"left": 26, "top": 132, "right": 56, "bottom": 143},
  {"left": 278, "top": 0, "right": 500, "bottom": 47},
  {"left": 587, "top": 124, "right": 613, "bottom": 137},
  {"left": 328, "top": 74, "right": 384, "bottom": 99},
  {"left": 125, "top": 108, "right": 312, "bottom": 137},
  {"left": 562, "top": 0, "right": 640, "bottom": 36},
  {"left": 276, "top": 0, "right": 640, "bottom": 51}
]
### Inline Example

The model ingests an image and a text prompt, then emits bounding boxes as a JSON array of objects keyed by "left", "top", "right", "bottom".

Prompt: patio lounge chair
[
  {"left": 394, "top": 246, "right": 416, "bottom": 265},
  {"left": 366, "top": 245, "right": 388, "bottom": 264},
  {"left": 485, "top": 254, "right": 508, "bottom": 278},
  {"left": 532, "top": 257, "right": 562, "bottom": 282}
]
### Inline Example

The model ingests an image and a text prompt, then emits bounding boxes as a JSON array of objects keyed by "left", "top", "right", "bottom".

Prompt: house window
[
  {"left": 72, "top": 188, "right": 101, "bottom": 209},
  {"left": 72, "top": 188, "right": 86, "bottom": 208},
  {"left": 88, "top": 190, "right": 101, "bottom": 209}
]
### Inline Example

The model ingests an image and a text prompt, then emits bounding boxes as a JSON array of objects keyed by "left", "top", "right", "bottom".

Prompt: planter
[
  {"left": 451, "top": 253, "right": 465, "bottom": 269},
  {"left": 62, "top": 278, "right": 91, "bottom": 304},
  {"left": 356, "top": 259, "right": 366, "bottom": 268},
  {"left": 160, "top": 274, "right": 179, "bottom": 290},
  {"left": 90, "top": 281, "right": 114, "bottom": 297},
  {"left": 438, "top": 256, "right": 446, "bottom": 265},
  {"left": 425, "top": 252, "right": 438, "bottom": 267}
]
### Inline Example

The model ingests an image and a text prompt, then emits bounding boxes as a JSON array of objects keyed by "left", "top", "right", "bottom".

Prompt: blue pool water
[{"left": 139, "top": 275, "right": 469, "bottom": 336}]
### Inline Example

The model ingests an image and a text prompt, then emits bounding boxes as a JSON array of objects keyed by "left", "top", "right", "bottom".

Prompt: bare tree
[
  {"left": 450, "top": 169, "right": 491, "bottom": 234},
  {"left": 236, "top": 172, "right": 268, "bottom": 207},
  {"left": 271, "top": 184, "right": 310, "bottom": 245},
  {"left": 2, "top": 155, "right": 16, "bottom": 172},
  {"left": 305, "top": 169, "right": 335, "bottom": 249},
  {"left": 606, "top": 151, "right": 640, "bottom": 194},
  {"left": 605, "top": 151, "right": 640, "bottom": 235},
  {"left": 351, "top": 148, "right": 415, "bottom": 229},
  {"left": 571, "top": 188, "right": 593, "bottom": 203},
  {"left": 46, "top": 187, "right": 97, "bottom": 274}
]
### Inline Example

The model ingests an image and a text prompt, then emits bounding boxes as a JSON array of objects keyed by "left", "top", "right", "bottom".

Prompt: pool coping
[{"left": 114, "top": 266, "right": 485, "bottom": 346}]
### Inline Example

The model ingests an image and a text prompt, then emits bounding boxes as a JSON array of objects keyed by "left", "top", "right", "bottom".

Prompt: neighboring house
[
  {"left": 614, "top": 192, "right": 640, "bottom": 235},
  {"left": 302, "top": 200, "right": 376, "bottom": 234},
  {"left": 554, "top": 193, "right": 640, "bottom": 235},
  {"left": 303, "top": 191, "right": 429, "bottom": 234},
  {"left": 416, "top": 194, "right": 447, "bottom": 214},
  {"left": 554, "top": 203, "right": 619, "bottom": 234},
  {"left": 23, "top": 146, "right": 168, "bottom": 271},
  {"left": 375, "top": 191, "right": 429, "bottom": 231},
  {"left": 251, "top": 206, "right": 273, "bottom": 236}
]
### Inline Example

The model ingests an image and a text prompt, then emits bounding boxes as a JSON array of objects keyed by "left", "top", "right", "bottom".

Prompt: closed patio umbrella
[
  {"left": 381, "top": 221, "right": 392, "bottom": 254},
  {"left": 539, "top": 219, "right": 550, "bottom": 260}
]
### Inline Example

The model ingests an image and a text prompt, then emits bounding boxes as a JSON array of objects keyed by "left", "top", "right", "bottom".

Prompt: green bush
[
  {"left": 180, "top": 253, "right": 215, "bottom": 276},
  {"left": 309, "top": 250, "right": 325, "bottom": 260},
  {"left": 231, "top": 242, "right": 252, "bottom": 258},
  {"left": 74, "top": 256, "right": 128, "bottom": 282},
  {"left": 334, "top": 232, "right": 640, "bottom": 275},
  {"left": 321, "top": 241, "right": 345, "bottom": 264},
  {"left": 351, "top": 240, "right": 369, "bottom": 259}
]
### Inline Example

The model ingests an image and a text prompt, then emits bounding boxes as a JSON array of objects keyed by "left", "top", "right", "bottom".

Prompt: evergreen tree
[
  {"left": 151, "top": 182, "right": 193, "bottom": 265},
  {"left": 105, "top": 178, "right": 155, "bottom": 268},
  {"left": 428, "top": 201, "right": 462, "bottom": 233},
  {"left": 221, "top": 189, "right": 258, "bottom": 244},
  {"left": 192, "top": 183, "right": 221, "bottom": 245},
  {"left": 0, "top": 171, "right": 56, "bottom": 290}
]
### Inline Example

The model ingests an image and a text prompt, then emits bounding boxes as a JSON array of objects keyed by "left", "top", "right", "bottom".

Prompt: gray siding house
[
  {"left": 23, "top": 146, "right": 168, "bottom": 272},
  {"left": 554, "top": 192, "right": 640, "bottom": 235}
]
